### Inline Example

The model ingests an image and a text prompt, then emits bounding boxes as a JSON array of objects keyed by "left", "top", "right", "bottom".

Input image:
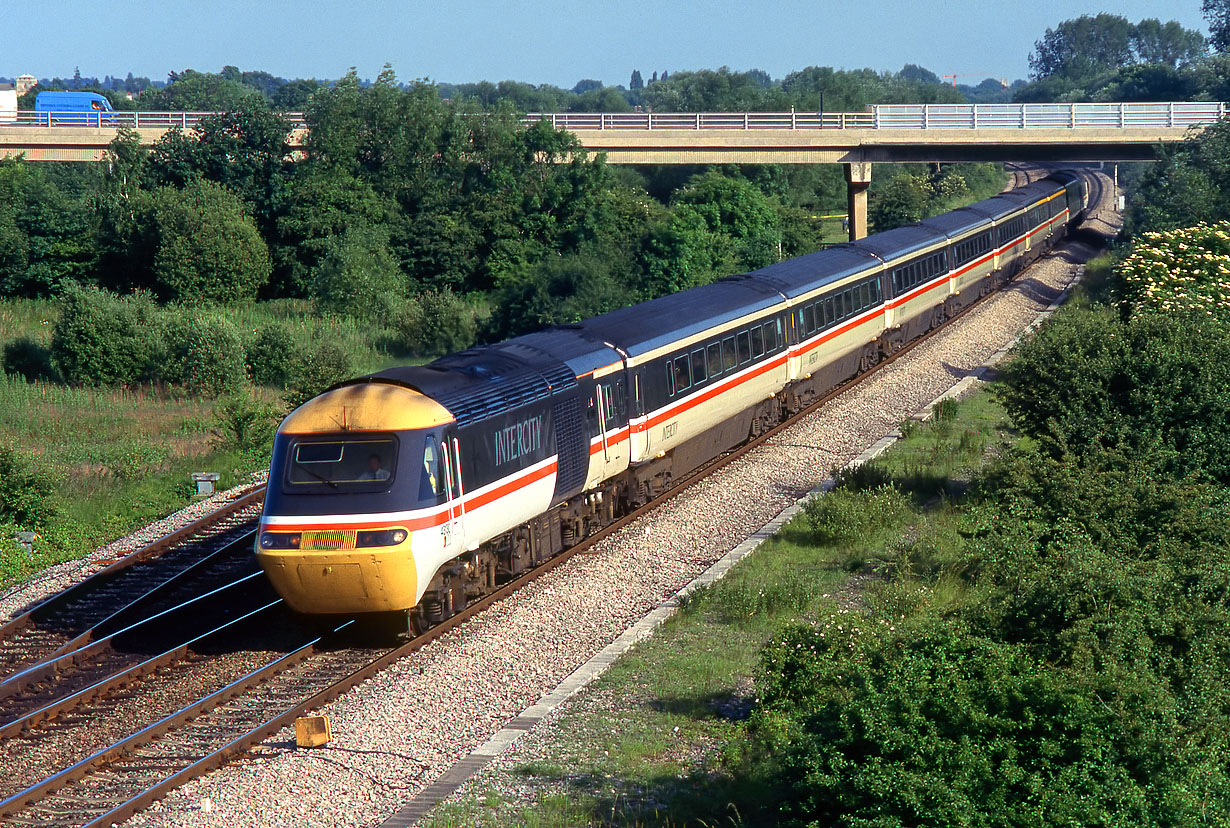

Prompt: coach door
[
  {"left": 594, "top": 373, "right": 630, "bottom": 479},
  {"left": 439, "top": 430, "right": 467, "bottom": 554}
]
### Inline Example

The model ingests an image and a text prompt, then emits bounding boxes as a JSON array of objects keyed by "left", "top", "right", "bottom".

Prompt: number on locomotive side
[{"left": 663, "top": 422, "right": 678, "bottom": 439}]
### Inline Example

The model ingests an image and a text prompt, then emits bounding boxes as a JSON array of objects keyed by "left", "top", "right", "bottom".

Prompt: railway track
[
  {"left": 1004, "top": 162, "right": 1046, "bottom": 190},
  {"left": 0, "top": 487, "right": 265, "bottom": 677},
  {"left": 0, "top": 172, "right": 1111, "bottom": 828}
]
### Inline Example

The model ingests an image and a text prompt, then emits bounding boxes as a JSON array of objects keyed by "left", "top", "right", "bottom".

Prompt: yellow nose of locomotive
[
  {"left": 256, "top": 382, "right": 455, "bottom": 615},
  {"left": 256, "top": 528, "right": 418, "bottom": 615}
]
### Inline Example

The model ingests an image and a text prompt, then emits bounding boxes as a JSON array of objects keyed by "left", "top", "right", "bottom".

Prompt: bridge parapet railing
[
  {"left": 870, "top": 102, "right": 1226, "bottom": 129},
  {"left": 3, "top": 103, "right": 1222, "bottom": 133},
  {"left": 4, "top": 111, "right": 310, "bottom": 129},
  {"left": 525, "top": 111, "right": 876, "bottom": 130}
]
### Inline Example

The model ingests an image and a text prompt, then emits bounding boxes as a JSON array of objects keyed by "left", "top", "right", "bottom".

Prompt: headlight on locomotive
[
  {"left": 356, "top": 528, "right": 409, "bottom": 548},
  {"left": 259, "top": 532, "right": 302, "bottom": 549}
]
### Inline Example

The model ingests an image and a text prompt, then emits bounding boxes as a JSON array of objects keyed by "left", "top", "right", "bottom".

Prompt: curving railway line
[{"left": 0, "top": 168, "right": 1110, "bottom": 828}]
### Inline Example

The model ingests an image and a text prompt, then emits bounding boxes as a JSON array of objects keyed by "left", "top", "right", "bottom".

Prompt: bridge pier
[{"left": 844, "top": 162, "right": 872, "bottom": 241}]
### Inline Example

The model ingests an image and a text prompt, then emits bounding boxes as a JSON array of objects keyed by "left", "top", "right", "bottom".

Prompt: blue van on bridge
[{"left": 34, "top": 91, "right": 117, "bottom": 125}]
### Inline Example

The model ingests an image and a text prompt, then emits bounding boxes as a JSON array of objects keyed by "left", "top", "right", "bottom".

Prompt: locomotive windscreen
[{"left": 287, "top": 436, "right": 398, "bottom": 488}]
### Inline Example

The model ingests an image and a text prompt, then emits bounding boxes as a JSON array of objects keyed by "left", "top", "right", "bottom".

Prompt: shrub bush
[
  {"left": 754, "top": 620, "right": 1227, "bottom": 828},
  {"left": 2, "top": 337, "right": 57, "bottom": 381},
  {"left": 0, "top": 444, "right": 57, "bottom": 529},
  {"left": 50, "top": 285, "right": 162, "bottom": 386},
  {"left": 284, "top": 341, "right": 353, "bottom": 410},
  {"left": 213, "top": 391, "right": 281, "bottom": 457},
  {"left": 245, "top": 322, "right": 297, "bottom": 388},
  {"left": 803, "top": 484, "right": 913, "bottom": 546},
  {"left": 997, "top": 307, "right": 1230, "bottom": 484},
  {"left": 135, "top": 180, "right": 272, "bottom": 303},
  {"left": 150, "top": 305, "right": 190, "bottom": 385},
  {"left": 1117, "top": 222, "right": 1230, "bottom": 323},
  {"left": 390, "top": 289, "right": 478, "bottom": 356},
  {"left": 182, "top": 314, "right": 246, "bottom": 397}
]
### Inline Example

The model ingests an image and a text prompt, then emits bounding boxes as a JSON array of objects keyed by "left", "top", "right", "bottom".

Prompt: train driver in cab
[{"left": 360, "top": 454, "right": 391, "bottom": 481}]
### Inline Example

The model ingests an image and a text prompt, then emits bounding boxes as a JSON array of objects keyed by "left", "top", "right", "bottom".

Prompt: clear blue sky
[{"left": 7, "top": 0, "right": 1210, "bottom": 89}]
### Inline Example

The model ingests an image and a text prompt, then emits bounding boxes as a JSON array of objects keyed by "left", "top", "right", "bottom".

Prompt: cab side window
[{"left": 421, "top": 436, "right": 443, "bottom": 500}]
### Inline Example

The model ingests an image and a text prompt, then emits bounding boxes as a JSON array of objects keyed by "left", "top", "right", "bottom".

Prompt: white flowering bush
[{"left": 1118, "top": 222, "right": 1230, "bottom": 322}]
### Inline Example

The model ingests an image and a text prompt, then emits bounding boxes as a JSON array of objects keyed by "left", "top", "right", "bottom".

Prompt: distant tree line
[{"left": 1013, "top": 12, "right": 1229, "bottom": 102}]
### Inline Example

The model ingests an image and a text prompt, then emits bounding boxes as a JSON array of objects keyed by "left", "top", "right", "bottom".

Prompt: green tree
[
  {"left": 272, "top": 167, "right": 393, "bottom": 296},
  {"left": 311, "top": 222, "right": 406, "bottom": 318},
  {"left": 671, "top": 171, "right": 781, "bottom": 269},
  {"left": 271, "top": 78, "right": 321, "bottom": 109},
  {"left": 146, "top": 99, "right": 291, "bottom": 229},
  {"left": 138, "top": 69, "right": 261, "bottom": 110},
  {"left": 1029, "top": 14, "right": 1137, "bottom": 80},
  {"left": 870, "top": 170, "right": 931, "bottom": 231},
  {"left": 132, "top": 179, "right": 272, "bottom": 302},
  {"left": 0, "top": 159, "right": 97, "bottom": 297},
  {"left": 641, "top": 67, "right": 791, "bottom": 111},
  {"left": 1132, "top": 17, "right": 1207, "bottom": 66},
  {"left": 1205, "top": 0, "right": 1230, "bottom": 52}
]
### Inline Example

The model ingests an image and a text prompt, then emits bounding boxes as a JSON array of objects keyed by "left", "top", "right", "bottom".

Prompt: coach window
[
  {"left": 737, "top": 331, "right": 752, "bottom": 364},
  {"left": 707, "top": 343, "right": 722, "bottom": 377},
  {"left": 763, "top": 321, "right": 778, "bottom": 352},
  {"left": 674, "top": 356, "right": 691, "bottom": 392},
  {"left": 691, "top": 349, "right": 706, "bottom": 385},
  {"left": 666, "top": 363, "right": 675, "bottom": 396},
  {"left": 823, "top": 296, "right": 834, "bottom": 326},
  {"left": 722, "top": 336, "right": 737, "bottom": 371},
  {"left": 751, "top": 325, "right": 764, "bottom": 358},
  {"left": 803, "top": 304, "right": 816, "bottom": 335}
]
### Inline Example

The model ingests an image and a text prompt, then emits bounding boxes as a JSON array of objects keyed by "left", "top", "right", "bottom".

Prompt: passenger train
[{"left": 255, "top": 171, "right": 1090, "bottom": 626}]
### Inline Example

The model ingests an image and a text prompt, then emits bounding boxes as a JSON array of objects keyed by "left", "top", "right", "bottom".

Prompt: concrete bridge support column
[{"left": 844, "top": 162, "right": 872, "bottom": 241}]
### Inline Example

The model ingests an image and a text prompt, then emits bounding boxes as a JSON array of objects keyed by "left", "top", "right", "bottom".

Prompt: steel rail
[
  {"left": 0, "top": 600, "right": 310, "bottom": 819},
  {"left": 35, "top": 530, "right": 261, "bottom": 663},
  {"left": 0, "top": 592, "right": 280, "bottom": 740},
  {"left": 0, "top": 563, "right": 262, "bottom": 700},
  {"left": 0, "top": 485, "right": 265, "bottom": 654}
]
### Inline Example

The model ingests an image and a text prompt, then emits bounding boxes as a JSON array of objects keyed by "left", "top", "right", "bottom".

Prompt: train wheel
[
  {"left": 859, "top": 343, "right": 880, "bottom": 372},
  {"left": 930, "top": 307, "right": 946, "bottom": 331}
]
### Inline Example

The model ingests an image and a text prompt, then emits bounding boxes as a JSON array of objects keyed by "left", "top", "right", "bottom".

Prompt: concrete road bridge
[{"left": 0, "top": 101, "right": 1221, "bottom": 238}]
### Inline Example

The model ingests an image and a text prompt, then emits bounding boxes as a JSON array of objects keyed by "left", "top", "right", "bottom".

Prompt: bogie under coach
[{"left": 256, "top": 171, "right": 1089, "bottom": 627}]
